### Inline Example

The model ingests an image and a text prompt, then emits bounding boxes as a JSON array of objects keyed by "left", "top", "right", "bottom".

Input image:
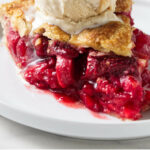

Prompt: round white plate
[{"left": 0, "top": 0, "right": 150, "bottom": 140}]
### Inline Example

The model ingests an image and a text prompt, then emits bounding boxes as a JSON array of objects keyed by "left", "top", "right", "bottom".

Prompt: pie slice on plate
[{"left": 1, "top": 0, "right": 150, "bottom": 120}]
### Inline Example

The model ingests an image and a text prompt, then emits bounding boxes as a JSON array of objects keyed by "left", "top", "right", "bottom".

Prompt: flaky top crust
[
  {"left": 0, "top": 0, "right": 34, "bottom": 36},
  {"left": 116, "top": 0, "right": 133, "bottom": 13},
  {"left": 0, "top": 0, "right": 133, "bottom": 56}
]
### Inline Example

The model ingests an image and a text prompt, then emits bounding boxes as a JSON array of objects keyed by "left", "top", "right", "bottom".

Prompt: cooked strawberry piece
[
  {"left": 33, "top": 34, "right": 48, "bottom": 57},
  {"left": 16, "top": 37, "right": 27, "bottom": 57},
  {"left": 79, "top": 91, "right": 102, "bottom": 112},
  {"left": 16, "top": 37, "right": 28, "bottom": 67},
  {"left": 6, "top": 28, "right": 20, "bottom": 55},
  {"left": 120, "top": 76, "right": 143, "bottom": 105},
  {"left": 95, "top": 76, "right": 143, "bottom": 120},
  {"left": 96, "top": 78, "right": 118, "bottom": 95},
  {"left": 85, "top": 53, "right": 138, "bottom": 80},
  {"left": 142, "top": 69, "right": 150, "bottom": 87},
  {"left": 85, "top": 56, "right": 99, "bottom": 80},
  {"left": 82, "top": 83, "right": 95, "bottom": 97},
  {"left": 6, "top": 28, "right": 34, "bottom": 67},
  {"left": 16, "top": 37, "right": 34, "bottom": 67},
  {"left": 48, "top": 41, "right": 79, "bottom": 58},
  {"left": 133, "top": 29, "right": 150, "bottom": 59},
  {"left": 143, "top": 90, "right": 150, "bottom": 107},
  {"left": 56, "top": 56, "right": 75, "bottom": 88},
  {"left": 24, "top": 58, "right": 59, "bottom": 89},
  {"left": 47, "top": 57, "right": 56, "bottom": 68},
  {"left": 43, "top": 69, "right": 59, "bottom": 89},
  {"left": 120, "top": 107, "right": 141, "bottom": 120}
]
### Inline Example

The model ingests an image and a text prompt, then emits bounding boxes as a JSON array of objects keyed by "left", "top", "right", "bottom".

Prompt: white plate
[{"left": 0, "top": 0, "right": 150, "bottom": 140}]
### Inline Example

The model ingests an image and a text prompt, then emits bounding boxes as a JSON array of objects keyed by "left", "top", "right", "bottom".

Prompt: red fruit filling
[
  {"left": 6, "top": 27, "right": 34, "bottom": 67},
  {"left": 133, "top": 29, "right": 150, "bottom": 59},
  {"left": 5, "top": 24, "right": 150, "bottom": 120}
]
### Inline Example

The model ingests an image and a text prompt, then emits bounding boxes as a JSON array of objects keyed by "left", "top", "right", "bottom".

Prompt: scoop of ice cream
[
  {"left": 32, "top": 0, "right": 121, "bottom": 34},
  {"left": 36, "top": 0, "right": 116, "bottom": 22}
]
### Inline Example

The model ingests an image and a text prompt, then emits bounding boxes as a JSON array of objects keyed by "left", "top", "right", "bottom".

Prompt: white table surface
[{"left": 0, "top": 115, "right": 149, "bottom": 149}]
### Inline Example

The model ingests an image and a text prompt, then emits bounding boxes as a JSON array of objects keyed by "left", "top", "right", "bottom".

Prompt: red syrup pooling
[
  {"left": 25, "top": 85, "right": 108, "bottom": 119},
  {"left": 5, "top": 23, "right": 150, "bottom": 120},
  {"left": 90, "top": 111, "right": 108, "bottom": 120},
  {"left": 25, "top": 85, "right": 84, "bottom": 109},
  {"left": 53, "top": 93, "right": 84, "bottom": 109}
]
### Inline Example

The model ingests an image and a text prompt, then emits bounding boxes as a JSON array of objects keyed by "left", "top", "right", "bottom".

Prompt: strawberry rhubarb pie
[{"left": 1, "top": 0, "right": 150, "bottom": 120}]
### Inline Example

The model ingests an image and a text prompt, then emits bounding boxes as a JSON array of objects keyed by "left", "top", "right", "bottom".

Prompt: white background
[{"left": 1, "top": 0, "right": 150, "bottom": 148}]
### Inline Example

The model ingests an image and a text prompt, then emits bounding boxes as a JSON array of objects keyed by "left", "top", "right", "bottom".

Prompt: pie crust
[{"left": 0, "top": 0, "right": 133, "bottom": 56}]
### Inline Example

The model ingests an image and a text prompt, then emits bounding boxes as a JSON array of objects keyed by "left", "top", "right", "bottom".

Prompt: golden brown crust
[
  {"left": 118, "top": 14, "right": 131, "bottom": 25},
  {"left": 116, "top": 0, "right": 133, "bottom": 13},
  {"left": 34, "top": 21, "right": 133, "bottom": 56},
  {"left": 0, "top": 0, "right": 34, "bottom": 36},
  {"left": 70, "top": 22, "right": 133, "bottom": 56},
  {"left": 34, "top": 23, "right": 71, "bottom": 42},
  {"left": 0, "top": 0, "right": 133, "bottom": 56},
  {"left": 0, "top": 0, "right": 34, "bottom": 16}
]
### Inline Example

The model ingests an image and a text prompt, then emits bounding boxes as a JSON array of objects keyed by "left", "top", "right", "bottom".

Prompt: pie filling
[
  {"left": 5, "top": 18, "right": 150, "bottom": 120},
  {"left": 1, "top": 0, "right": 150, "bottom": 120}
]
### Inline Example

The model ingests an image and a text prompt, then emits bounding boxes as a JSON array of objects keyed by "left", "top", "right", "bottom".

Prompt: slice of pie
[{"left": 1, "top": 0, "right": 150, "bottom": 120}]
